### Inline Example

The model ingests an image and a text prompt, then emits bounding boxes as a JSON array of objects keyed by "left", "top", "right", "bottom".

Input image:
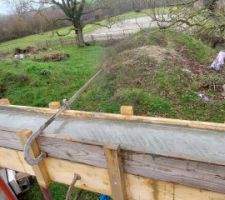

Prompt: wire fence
[
  {"left": 33, "top": 28, "right": 139, "bottom": 49},
  {"left": 0, "top": 28, "right": 140, "bottom": 54}
]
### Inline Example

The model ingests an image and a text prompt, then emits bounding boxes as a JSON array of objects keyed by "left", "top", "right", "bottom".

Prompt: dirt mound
[
  {"left": 37, "top": 53, "right": 70, "bottom": 62},
  {"left": 15, "top": 46, "right": 47, "bottom": 55},
  {"left": 87, "top": 29, "right": 225, "bottom": 120},
  {"left": 132, "top": 45, "right": 178, "bottom": 64}
]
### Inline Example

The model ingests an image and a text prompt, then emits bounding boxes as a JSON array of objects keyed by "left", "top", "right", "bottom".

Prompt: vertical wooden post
[
  {"left": 0, "top": 98, "right": 11, "bottom": 105},
  {"left": 48, "top": 101, "right": 61, "bottom": 109},
  {"left": 104, "top": 145, "right": 127, "bottom": 200},
  {"left": 18, "top": 130, "right": 53, "bottom": 200},
  {"left": 120, "top": 106, "right": 134, "bottom": 116}
]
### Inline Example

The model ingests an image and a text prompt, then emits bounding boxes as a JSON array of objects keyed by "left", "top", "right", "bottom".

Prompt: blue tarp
[{"left": 99, "top": 194, "right": 110, "bottom": 200}]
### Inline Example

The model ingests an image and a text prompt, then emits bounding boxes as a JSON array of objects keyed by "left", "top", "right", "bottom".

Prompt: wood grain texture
[
  {"left": 0, "top": 128, "right": 22, "bottom": 150},
  {"left": 1, "top": 147, "right": 225, "bottom": 200},
  {"left": 1, "top": 106, "right": 225, "bottom": 167},
  {"left": 104, "top": 146, "right": 127, "bottom": 200},
  {"left": 1, "top": 128, "right": 225, "bottom": 194},
  {"left": 123, "top": 151, "right": 225, "bottom": 194},
  {"left": 38, "top": 136, "right": 107, "bottom": 168}
]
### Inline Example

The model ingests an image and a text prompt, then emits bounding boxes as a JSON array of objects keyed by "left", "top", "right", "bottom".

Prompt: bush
[{"left": 3, "top": 72, "right": 30, "bottom": 86}]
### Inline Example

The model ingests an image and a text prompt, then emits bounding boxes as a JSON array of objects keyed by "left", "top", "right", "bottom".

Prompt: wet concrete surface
[{"left": 0, "top": 106, "right": 225, "bottom": 165}]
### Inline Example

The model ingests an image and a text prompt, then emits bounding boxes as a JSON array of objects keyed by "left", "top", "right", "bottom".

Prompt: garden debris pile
[{"left": 37, "top": 53, "right": 70, "bottom": 62}]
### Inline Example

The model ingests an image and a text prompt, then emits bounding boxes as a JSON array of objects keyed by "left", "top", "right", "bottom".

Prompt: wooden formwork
[{"left": 0, "top": 102, "right": 225, "bottom": 199}]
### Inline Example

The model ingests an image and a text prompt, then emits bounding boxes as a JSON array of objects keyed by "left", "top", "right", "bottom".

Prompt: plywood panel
[
  {"left": 1, "top": 129, "right": 225, "bottom": 194},
  {"left": 1, "top": 147, "right": 225, "bottom": 200}
]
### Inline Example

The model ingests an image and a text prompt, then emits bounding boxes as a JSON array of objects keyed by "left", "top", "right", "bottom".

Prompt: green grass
[
  {"left": 0, "top": 7, "right": 168, "bottom": 53},
  {"left": 0, "top": 46, "right": 104, "bottom": 106},
  {"left": 0, "top": 24, "right": 100, "bottom": 53},
  {"left": 22, "top": 182, "right": 100, "bottom": 200},
  {"left": 73, "top": 29, "right": 225, "bottom": 123}
]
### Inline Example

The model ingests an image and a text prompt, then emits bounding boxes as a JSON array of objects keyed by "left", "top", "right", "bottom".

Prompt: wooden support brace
[
  {"left": 18, "top": 130, "right": 52, "bottom": 200},
  {"left": 0, "top": 98, "right": 10, "bottom": 105},
  {"left": 104, "top": 145, "right": 127, "bottom": 200},
  {"left": 48, "top": 101, "right": 61, "bottom": 109},
  {"left": 120, "top": 106, "right": 133, "bottom": 116}
]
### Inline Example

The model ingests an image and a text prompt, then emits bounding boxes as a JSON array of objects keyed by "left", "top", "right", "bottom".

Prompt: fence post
[{"left": 104, "top": 145, "right": 127, "bottom": 200}]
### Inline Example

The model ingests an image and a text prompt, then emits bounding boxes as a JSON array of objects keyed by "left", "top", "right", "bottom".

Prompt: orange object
[{"left": 0, "top": 176, "right": 17, "bottom": 200}]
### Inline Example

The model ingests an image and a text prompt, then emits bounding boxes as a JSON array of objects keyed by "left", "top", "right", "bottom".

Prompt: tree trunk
[{"left": 75, "top": 26, "right": 85, "bottom": 47}]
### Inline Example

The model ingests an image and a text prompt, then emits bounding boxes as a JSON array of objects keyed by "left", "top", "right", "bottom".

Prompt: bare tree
[
  {"left": 141, "top": 0, "right": 225, "bottom": 47},
  {"left": 43, "top": 0, "right": 116, "bottom": 47}
]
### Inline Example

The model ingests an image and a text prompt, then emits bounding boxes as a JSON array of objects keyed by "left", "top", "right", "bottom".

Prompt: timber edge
[{"left": 0, "top": 104, "right": 225, "bottom": 132}]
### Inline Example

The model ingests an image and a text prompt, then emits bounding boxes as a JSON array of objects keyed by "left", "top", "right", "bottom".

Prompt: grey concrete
[{"left": 0, "top": 106, "right": 225, "bottom": 166}]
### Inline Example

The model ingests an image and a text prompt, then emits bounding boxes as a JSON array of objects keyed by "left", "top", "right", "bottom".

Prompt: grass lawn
[
  {"left": 73, "top": 29, "right": 225, "bottom": 123},
  {"left": 0, "top": 24, "right": 100, "bottom": 54},
  {"left": 0, "top": 7, "right": 167, "bottom": 54},
  {"left": 0, "top": 46, "right": 105, "bottom": 107},
  {"left": 22, "top": 182, "right": 100, "bottom": 200}
]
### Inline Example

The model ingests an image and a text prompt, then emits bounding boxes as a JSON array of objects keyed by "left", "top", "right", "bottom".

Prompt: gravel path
[{"left": 85, "top": 17, "right": 157, "bottom": 41}]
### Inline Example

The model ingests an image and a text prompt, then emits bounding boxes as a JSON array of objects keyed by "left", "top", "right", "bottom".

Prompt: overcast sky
[{"left": 0, "top": 2, "right": 13, "bottom": 15}]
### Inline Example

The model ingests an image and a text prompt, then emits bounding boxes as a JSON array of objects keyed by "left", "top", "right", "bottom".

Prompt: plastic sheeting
[{"left": 211, "top": 51, "right": 225, "bottom": 71}]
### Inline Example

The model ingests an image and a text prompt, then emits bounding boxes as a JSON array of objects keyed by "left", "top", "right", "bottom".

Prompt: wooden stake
[
  {"left": 48, "top": 101, "right": 61, "bottom": 109},
  {"left": 0, "top": 98, "right": 10, "bottom": 105},
  {"left": 18, "top": 130, "right": 53, "bottom": 200},
  {"left": 104, "top": 145, "right": 127, "bottom": 200},
  {"left": 120, "top": 106, "right": 133, "bottom": 116}
]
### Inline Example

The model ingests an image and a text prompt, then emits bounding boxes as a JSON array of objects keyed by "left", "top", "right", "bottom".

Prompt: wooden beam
[
  {"left": 18, "top": 130, "right": 51, "bottom": 189},
  {"left": 104, "top": 145, "right": 127, "bottom": 200},
  {"left": 1, "top": 104, "right": 224, "bottom": 131},
  {"left": 120, "top": 106, "right": 134, "bottom": 116},
  {"left": 1, "top": 147, "right": 225, "bottom": 200},
  {"left": 0, "top": 98, "right": 10, "bottom": 105},
  {"left": 48, "top": 102, "right": 61, "bottom": 110},
  {"left": 1, "top": 128, "right": 225, "bottom": 194}
]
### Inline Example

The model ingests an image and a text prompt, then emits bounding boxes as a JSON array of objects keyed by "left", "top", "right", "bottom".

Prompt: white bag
[{"left": 211, "top": 51, "right": 225, "bottom": 71}]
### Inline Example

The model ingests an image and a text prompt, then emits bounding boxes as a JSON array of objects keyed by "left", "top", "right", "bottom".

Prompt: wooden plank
[
  {"left": 1, "top": 104, "right": 224, "bottom": 131},
  {"left": 1, "top": 108, "right": 225, "bottom": 167},
  {"left": 123, "top": 151, "right": 225, "bottom": 194},
  {"left": 18, "top": 130, "right": 51, "bottom": 189},
  {"left": 48, "top": 102, "right": 61, "bottom": 109},
  {"left": 104, "top": 145, "right": 127, "bottom": 200},
  {"left": 1, "top": 128, "right": 225, "bottom": 194},
  {"left": 0, "top": 128, "right": 22, "bottom": 150},
  {"left": 1, "top": 147, "right": 225, "bottom": 200},
  {"left": 0, "top": 98, "right": 10, "bottom": 105},
  {"left": 120, "top": 106, "right": 134, "bottom": 116},
  {"left": 38, "top": 135, "right": 107, "bottom": 168}
]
